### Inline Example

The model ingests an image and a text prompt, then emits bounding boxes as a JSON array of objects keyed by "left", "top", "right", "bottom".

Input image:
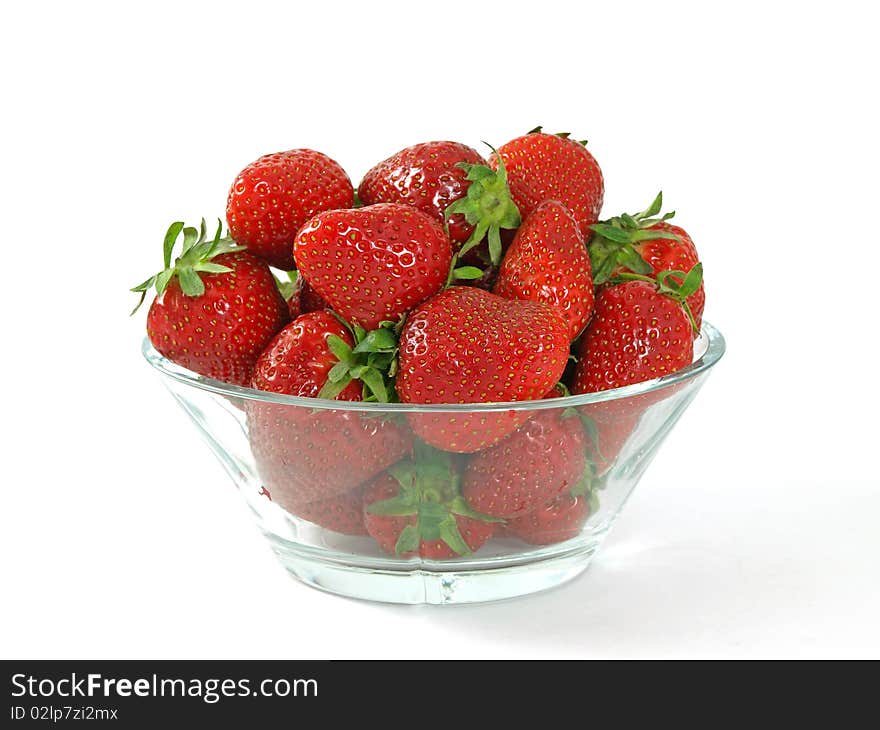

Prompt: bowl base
[{"left": 266, "top": 536, "right": 599, "bottom": 605}]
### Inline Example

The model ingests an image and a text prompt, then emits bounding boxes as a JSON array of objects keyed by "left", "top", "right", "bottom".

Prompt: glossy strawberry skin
[
  {"left": 358, "top": 141, "right": 487, "bottom": 247},
  {"left": 293, "top": 203, "right": 452, "bottom": 330},
  {"left": 626, "top": 221, "right": 705, "bottom": 329},
  {"left": 247, "top": 311, "right": 412, "bottom": 506},
  {"left": 462, "top": 392, "right": 587, "bottom": 518},
  {"left": 572, "top": 281, "right": 693, "bottom": 394},
  {"left": 505, "top": 494, "right": 589, "bottom": 545},
  {"left": 285, "top": 276, "right": 332, "bottom": 320},
  {"left": 146, "top": 251, "right": 289, "bottom": 386},
  {"left": 251, "top": 311, "right": 362, "bottom": 399},
  {"left": 491, "top": 132, "right": 604, "bottom": 237},
  {"left": 494, "top": 200, "right": 594, "bottom": 340},
  {"left": 226, "top": 149, "right": 354, "bottom": 270},
  {"left": 396, "top": 287, "right": 570, "bottom": 452},
  {"left": 362, "top": 473, "right": 495, "bottom": 559}
]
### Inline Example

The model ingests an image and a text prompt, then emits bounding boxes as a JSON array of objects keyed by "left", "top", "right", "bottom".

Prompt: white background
[{"left": 1, "top": 1, "right": 878, "bottom": 659}]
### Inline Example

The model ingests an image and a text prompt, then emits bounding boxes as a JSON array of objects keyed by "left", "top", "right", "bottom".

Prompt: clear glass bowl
[{"left": 142, "top": 322, "right": 725, "bottom": 604}]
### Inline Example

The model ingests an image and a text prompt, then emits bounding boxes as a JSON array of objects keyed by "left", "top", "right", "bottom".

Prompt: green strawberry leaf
[
  {"left": 444, "top": 151, "right": 520, "bottom": 268},
  {"left": 589, "top": 223, "right": 632, "bottom": 244},
  {"left": 317, "top": 373, "right": 353, "bottom": 400},
  {"left": 162, "top": 221, "right": 185, "bottom": 270},
  {"left": 639, "top": 191, "right": 664, "bottom": 219},
  {"left": 437, "top": 515, "right": 472, "bottom": 556},
  {"left": 193, "top": 262, "right": 233, "bottom": 274},
  {"left": 353, "top": 327, "right": 398, "bottom": 354},
  {"left": 357, "top": 367, "right": 389, "bottom": 404},
  {"left": 448, "top": 496, "right": 505, "bottom": 523},
  {"left": 453, "top": 266, "right": 485, "bottom": 280},
  {"left": 394, "top": 524, "right": 420, "bottom": 555},
  {"left": 326, "top": 334, "right": 355, "bottom": 365},
  {"left": 176, "top": 266, "right": 204, "bottom": 297}
]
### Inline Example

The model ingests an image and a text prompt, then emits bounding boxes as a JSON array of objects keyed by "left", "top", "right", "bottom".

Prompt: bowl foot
[{"left": 266, "top": 536, "right": 599, "bottom": 605}]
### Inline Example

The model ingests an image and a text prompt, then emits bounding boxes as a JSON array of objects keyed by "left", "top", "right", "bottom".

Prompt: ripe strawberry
[
  {"left": 358, "top": 141, "right": 488, "bottom": 247},
  {"left": 462, "top": 390, "right": 588, "bottom": 518},
  {"left": 277, "top": 273, "right": 330, "bottom": 320},
  {"left": 247, "top": 311, "right": 413, "bottom": 505},
  {"left": 250, "top": 311, "right": 363, "bottom": 399},
  {"left": 588, "top": 192, "right": 704, "bottom": 329},
  {"left": 493, "top": 200, "right": 594, "bottom": 340},
  {"left": 571, "top": 264, "right": 703, "bottom": 394},
  {"left": 293, "top": 203, "right": 452, "bottom": 330},
  {"left": 286, "top": 485, "right": 369, "bottom": 536},
  {"left": 577, "top": 404, "right": 640, "bottom": 477},
  {"left": 396, "top": 287, "right": 570, "bottom": 452},
  {"left": 226, "top": 149, "right": 354, "bottom": 270},
  {"left": 490, "top": 128, "right": 604, "bottom": 237},
  {"left": 505, "top": 494, "right": 590, "bottom": 545},
  {"left": 362, "top": 448, "right": 498, "bottom": 559},
  {"left": 131, "top": 220, "right": 289, "bottom": 386}
]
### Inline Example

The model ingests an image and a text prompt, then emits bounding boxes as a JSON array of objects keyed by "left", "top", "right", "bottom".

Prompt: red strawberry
[
  {"left": 576, "top": 404, "right": 640, "bottom": 477},
  {"left": 588, "top": 192, "right": 704, "bottom": 329},
  {"left": 505, "top": 494, "right": 590, "bottom": 545},
  {"left": 247, "top": 311, "right": 412, "bottom": 506},
  {"left": 226, "top": 149, "right": 354, "bottom": 270},
  {"left": 571, "top": 265, "right": 702, "bottom": 394},
  {"left": 278, "top": 273, "right": 331, "bottom": 320},
  {"left": 299, "top": 277, "right": 330, "bottom": 313},
  {"left": 286, "top": 485, "right": 369, "bottom": 536},
  {"left": 358, "top": 141, "right": 488, "bottom": 247},
  {"left": 293, "top": 203, "right": 452, "bottom": 330},
  {"left": 132, "top": 220, "right": 289, "bottom": 386},
  {"left": 362, "top": 448, "right": 497, "bottom": 559},
  {"left": 396, "top": 287, "right": 570, "bottom": 452},
  {"left": 462, "top": 390, "right": 588, "bottom": 518},
  {"left": 250, "top": 311, "right": 363, "bottom": 399},
  {"left": 490, "top": 128, "right": 604, "bottom": 237},
  {"left": 493, "top": 200, "right": 594, "bottom": 340}
]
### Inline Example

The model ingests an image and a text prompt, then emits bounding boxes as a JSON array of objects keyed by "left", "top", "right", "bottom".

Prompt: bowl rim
[{"left": 142, "top": 320, "right": 725, "bottom": 413}]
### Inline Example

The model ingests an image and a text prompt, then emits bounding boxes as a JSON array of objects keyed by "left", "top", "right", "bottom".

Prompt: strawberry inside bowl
[{"left": 141, "top": 322, "right": 724, "bottom": 605}]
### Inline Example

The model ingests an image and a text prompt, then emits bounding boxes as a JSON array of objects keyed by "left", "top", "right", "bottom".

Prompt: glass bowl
[{"left": 142, "top": 322, "right": 725, "bottom": 604}]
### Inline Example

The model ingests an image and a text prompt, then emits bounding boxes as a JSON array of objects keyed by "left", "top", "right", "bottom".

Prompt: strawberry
[
  {"left": 505, "top": 494, "right": 591, "bottom": 545},
  {"left": 493, "top": 200, "right": 594, "bottom": 340},
  {"left": 277, "top": 272, "right": 330, "bottom": 320},
  {"left": 226, "top": 149, "right": 354, "bottom": 270},
  {"left": 247, "top": 310, "right": 413, "bottom": 506},
  {"left": 588, "top": 192, "right": 704, "bottom": 329},
  {"left": 462, "top": 390, "right": 588, "bottom": 518},
  {"left": 571, "top": 264, "right": 703, "bottom": 394},
  {"left": 362, "top": 447, "right": 498, "bottom": 559},
  {"left": 358, "top": 141, "right": 488, "bottom": 247},
  {"left": 490, "top": 128, "right": 604, "bottom": 237},
  {"left": 293, "top": 203, "right": 453, "bottom": 330},
  {"left": 250, "top": 311, "right": 363, "bottom": 400},
  {"left": 396, "top": 287, "right": 570, "bottom": 452},
  {"left": 131, "top": 220, "right": 289, "bottom": 386},
  {"left": 577, "top": 404, "right": 640, "bottom": 477},
  {"left": 286, "top": 485, "right": 369, "bottom": 536}
]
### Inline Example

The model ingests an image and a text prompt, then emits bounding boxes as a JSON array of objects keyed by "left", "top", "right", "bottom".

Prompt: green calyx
[
  {"left": 588, "top": 191, "right": 680, "bottom": 286},
  {"left": 318, "top": 318, "right": 402, "bottom": 403},
  {"left": 568, "top": 458, "right": 601, "bottom": 513},
  {"left": 527, "top": 126, "right": 588, "bottom": 145},
  {"left": 367, "top": 444, "right": 502, "bottom": 556},
  {"left": 612, "top": 262, "right": 704, "bottom": 334},
  {"left": 444, "top": 143, "right": 521, "bottom": 278},
  {"left": 130, "top": 219, "right": 246, "bottom": 314}
]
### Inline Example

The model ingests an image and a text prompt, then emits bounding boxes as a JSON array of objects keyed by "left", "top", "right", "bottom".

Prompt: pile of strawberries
[{"left": 134, "top": 128, "right": 705, "bottom": 557}]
